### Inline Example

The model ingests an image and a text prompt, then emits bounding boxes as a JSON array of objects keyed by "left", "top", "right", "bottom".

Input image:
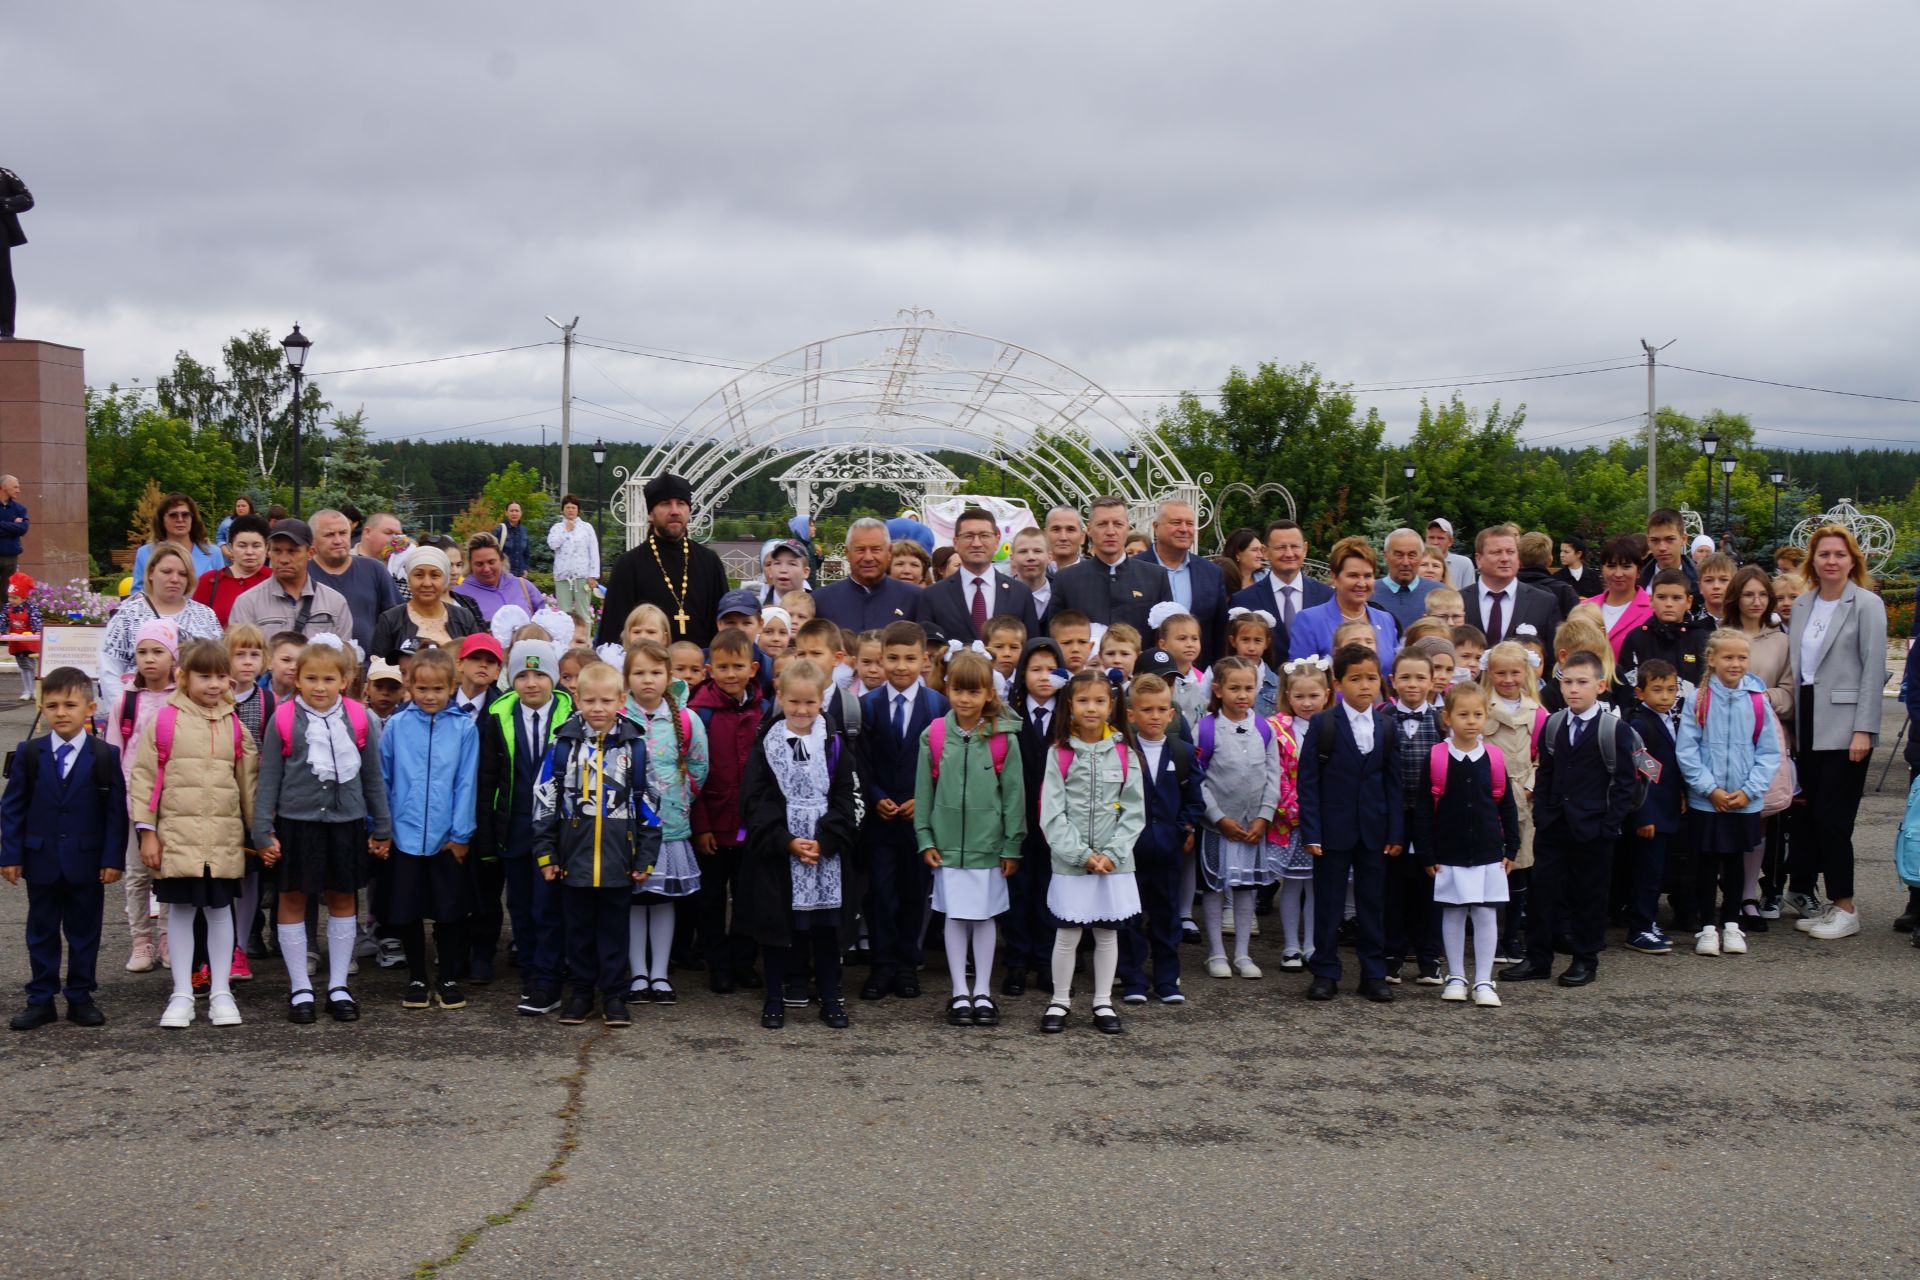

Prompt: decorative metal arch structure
[
  {"left": 1677, "top": 505, "right": 1707, "bottom": 541},
  {"left": 613, "top": 310, "right": 1209, "bottom": 544},
  {"left": 775, "top": 443, "right": 962, "bottom": 518},
  {"left": 1790, "top": 499, "right": 1896, "bottom": 573},
  {"left": 1203, "top": 481, "right": 1298, "bottom": 552}
]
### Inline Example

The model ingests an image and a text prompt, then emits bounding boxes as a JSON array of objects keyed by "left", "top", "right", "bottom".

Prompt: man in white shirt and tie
[
  {"left": 1228, "top": 519, "right": 1329, "bottom": 650},
  {"left": 926, "top": 508, "right": 1040, "bottom": 644},
  {"left": 1462, "top": 525, "right": 1562, "bottom": 646}
]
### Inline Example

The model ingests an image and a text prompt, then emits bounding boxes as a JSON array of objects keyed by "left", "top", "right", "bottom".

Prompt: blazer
[
  {"left": 1787, "top": 580, "right": 1888, "bottom": 752},
  {"left": 1298, "top": 706, "right": 1404, "bottom": 853},
  {"left": 1230, "top": 574, "right": 1330, "bottom": 633},
  {"left": 1625, "top": 703, "right": 1685, "bottom": 834},
  {"left": 1044, "top": 554, "right": 1171, "bottom": 638},
  {"left": 1462, "top": 579, "right": 1563, "bottom": 647},
  {"left": 812, "top": 574, "right": 931, "bottom": 636},
  {"left": 924, "top": 569, "right": 1039, "bottom": 645},
  {"left": 1134, "top": 548, "right": 1230, "bottom": 665},
  {"left": 1533, "top": 711, "right": 1639, "bottom": 843},
  {"left": 1135, "top": 736, "right": 1205, "bottom": 859},
  {"left": 1589, "top": 589, "right": 1654, "bottom": 660},
  {"left": 859, "top": 682, "right": 949, "bottom": 808},
  {"left": 0, "top": 734, "right": 128, "bottom": 884},
  {"left": 1287, "top": 599, "right": 1398, "bottom": 663}
]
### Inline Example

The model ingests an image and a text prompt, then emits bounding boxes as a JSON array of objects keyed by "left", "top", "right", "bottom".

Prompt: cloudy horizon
[{"left": 11, "top": 3, "right": 1918, "bottom": 464}]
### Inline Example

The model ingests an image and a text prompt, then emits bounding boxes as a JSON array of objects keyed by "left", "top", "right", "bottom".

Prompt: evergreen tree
[{"left": 304, "top": 408, "right": 392, "bottom": 516}]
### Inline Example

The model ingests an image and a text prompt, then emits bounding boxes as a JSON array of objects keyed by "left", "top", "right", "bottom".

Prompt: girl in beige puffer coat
[{"left": 129, "top": 640, "right": 259, "bottom": 1031}]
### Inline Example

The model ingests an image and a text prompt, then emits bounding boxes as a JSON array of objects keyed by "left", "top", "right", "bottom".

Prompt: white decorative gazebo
[
  {"left": 612, "top": 310, "right": 1211, "bottom": 545},
  {"left": 1790, "top": 499, "right": 1897, "bottom": 573}
]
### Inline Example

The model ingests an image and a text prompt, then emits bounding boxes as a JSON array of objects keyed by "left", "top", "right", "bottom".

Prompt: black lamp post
[
  {"left": 591, "top": 439, "right": 608, "bottom": 518},
  {"left": 1768, "top": 465, "right": 1787, "bottom": 548},
  {"left": 1719, "top": 454, "right": 1737, "bottom": 550},
  {"left": 282, "top": 323, "right": 312, "bottom": 516},
  {"left": 1699, "top": 429, "right": 1719, "bottom": 534},
  {"left": 1124, "top": 444, "right": 1140, "bottom": 474},
  {"left": 1401, "top": 461, "right": 1416, "bottom": 506}
]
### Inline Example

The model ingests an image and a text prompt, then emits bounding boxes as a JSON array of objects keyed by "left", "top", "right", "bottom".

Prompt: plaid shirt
[{"left": 1387, "top": 700, "right": 1442, "bottom": 818}]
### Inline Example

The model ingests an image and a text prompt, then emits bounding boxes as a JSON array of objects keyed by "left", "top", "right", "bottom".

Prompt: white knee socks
[
  {"left": 167, "top": 906, "right": 197, "bottom": 1000},
  {"left": 1441, "top": 906, "right": 1468, "bottom": 981},
  {"left": 1279, "top": 879, "right": 1309, "bottom": 953},
  {"left": 326, "top": 915, "right": 356, "bottom": 994},
  {"left": 1443, "top": 905, "right": 1501, "bottom": 987},
  {"left": 968, "top": 920, "right": 995, "bottom": 998},
  {"left": 1470, "top": 906, "right": 1498, "bottom": 987},
  {"left": 1201, "top": 891, "right": 1227, "bottom": 960},
  {"left": 944, "top": 918, "right": 971, "bottom": 997},
  {"left": 280, "top": 922, "right": 311, "bottom": 999},
  {"left": 1090, "top": 928, "right": 1117, "bottom": 1008},
  {"left": 204, "top": 907, "right": 235, "bottom": 997},
  {"left": 1231, "top": 889, "right": 1254, "bottom": 960},
  {"left": 943, "top": 918, "right": 1000, "bottom": 999},
  {"left": 1051, "top": 927, "right": 1081, "bottom": 1006},
  {"left": 647, "top": 903, "right": 675, "bottom": 982}
]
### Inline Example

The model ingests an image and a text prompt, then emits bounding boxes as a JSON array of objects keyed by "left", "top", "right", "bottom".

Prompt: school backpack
[
  {"left": 1541, "top": 708, "right": 1654, "bottom": 811},
  {"left": 1194, "top": 711, "right": 1274, "bottom": 771},
  {"left": 1895, "top": 774, "right": 1920, "bottom": 890},
  {"left": 1052, "top": 737, "right": 1132, "bottom": 786},
  {"left": 148, "top": 705, "right": 247, "bottom": 812},
  {"left": 273, "top": 698, "right": 371, "bottom": 757},
  {"left": 3, "top": 732, "right": 117, "bottom": 816},
  {"left": 1427, "top": 741, "right": 1507, "bottom": 810},
  {"left": 927, "top": 716, "right": 1008, "bottom": 780}
]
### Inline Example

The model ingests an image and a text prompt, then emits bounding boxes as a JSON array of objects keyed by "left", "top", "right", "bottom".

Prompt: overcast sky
[{"left": 12, "top": 3, "right": 1919, "bottom": 469}]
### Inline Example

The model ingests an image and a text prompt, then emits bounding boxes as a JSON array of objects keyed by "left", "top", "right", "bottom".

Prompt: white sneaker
[
  {"left": 1794, "top": 903, "right": 1834, "bottom": 932},
  {"left": 1694, "top": 926, "right": 1721, "bottom": 957},
  {"left": 1206, "top": 956, "right": 1232, "bottom": 979},
  {"left": 207, "top": 992, "right": 242, "bottom": 1026},
  {"left": 1440, "top": 976, "right": 1469, "bottom": 1002},
  {"left": 1471, "top": 982, "right": 1502, "bottom": 1008},
  {"left": 158, "top": 994, "right": 195, "bottom": 1028},
  {"left": 1720, "top": 922, "right": 1748, "bottom": 955},
  {"left": 1809, "top": 907, "right": 1861, "bottom": 940},
  {"left": 1233, "top": 957, "right": 1263, "bottom": 979}
]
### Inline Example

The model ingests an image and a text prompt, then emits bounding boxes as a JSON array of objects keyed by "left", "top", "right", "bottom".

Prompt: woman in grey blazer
[{"left": 1786, "top": 525, "right": 1888, "bottom": 939}]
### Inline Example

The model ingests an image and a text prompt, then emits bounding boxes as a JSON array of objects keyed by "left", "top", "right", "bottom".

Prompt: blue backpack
[{"left": 1896, "top": 774, "right": 1920, "bottom": 890}]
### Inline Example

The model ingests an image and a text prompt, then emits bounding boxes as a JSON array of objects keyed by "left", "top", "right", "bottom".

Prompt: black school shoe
[
  {"left": 65, "top": 1000, "right": 106, "bottom": 1028},
  {"left": 1359, "top": 979, "right": 1394, "bottom": 1003},
  {"left": 327, "top": 987, "right": 360, "bottom": 1022},
  {"left": 860, "top": 968, "right": 893, "bottom": 1000},
  {"left": 1090, "top": 1005, "right": 1122, "bottom": 1035},
  {"left": 890, "top": 971, "right": 921, "bottom": 999},
  {"left": 10, "top": 1002, "right": 57, "bottom": 1031},
  {"left": 760, "top": 1003, "right": 786, "bottom": 1030},
  {"left": 946, "top": 996, "right": 973, "bottom": 1026},
  {"left": 287, "top": 993, "right": 318, "bottom": 1024},
  {"left": 1039, "top": 1003, "right": 1068, "bottom": 1034},
  {"left": 649, "top": 980, "right": 677, "bottom": 1006},
  {"left": 602, "top": 998, "right": 631, "bottom": 1028},
  {"left": 999, "top": 970, "right": 1026, "bottom": 997},
  {"left": 1305, "top": 976, "right": 1337, "bottom": 1001},
  {"left": 558, "top": 994, "right": 594, "bottom": 1025},
  {"left": 819, "top": 1001, "right": 850, "bottom": 1029},
  {"left": 971, "top": 996, "right": 1000, "bottom": 1026}
]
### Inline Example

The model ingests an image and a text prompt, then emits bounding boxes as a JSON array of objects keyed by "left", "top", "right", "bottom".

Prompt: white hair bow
[
  {"left": 1524, "top": 649, "right": 1542, "bottom": 670},
  {"left": 1227, "top": 606, "right": 1277, "bottom": 629},
  {"left": 490, "top": 604, "right": 531, "bottom": 650},
  {"left": 1282, "top": 653, "right": 1331, "bottom": 675},
  {"left": 595, "top": 642, "right": 626, "bottom": 668},
  {"left": 306, "top": 632, "right": 366, "bottom": 665},
  {"left": 531, "top": 607, "right": 575, "bottom": 648},
  {"left": 945, "top": 639, "right": 989, "bottom": 658},
  {"left": 1147, "top": 601, "right": 1194, "bottom": 632},
  {"left": 1044, "top": 668, "right": 1070, "bottom": 692}
]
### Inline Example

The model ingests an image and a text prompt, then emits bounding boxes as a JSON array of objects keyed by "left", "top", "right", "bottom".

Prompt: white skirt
[
  {"left": 1434, "top": 862, "right": 1510, "bottom": 906},
  {"left": 931, "top": 866, "right": 1009, "bottom": 921},
  {"left": 1047, "top": 871, "right": 1142, "bottom": 925}
]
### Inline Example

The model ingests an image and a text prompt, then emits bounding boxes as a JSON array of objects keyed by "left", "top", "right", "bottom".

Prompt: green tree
[
  {"left": 302, "top": 408, "right": 391, "bottom": 517},
  {"left": 85, "top": 385, "right": 247, "bottom": 571},
  {"left": 155, "top": 328, "right": 331, "bottom": 486}
]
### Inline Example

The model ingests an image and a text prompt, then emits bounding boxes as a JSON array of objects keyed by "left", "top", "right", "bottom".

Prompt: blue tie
[
  {"left": 53, "top": 742, "right": 72, "bottom": 778},
  {"left": 892, "top": 693, "right": 908, "bottom": 744}
]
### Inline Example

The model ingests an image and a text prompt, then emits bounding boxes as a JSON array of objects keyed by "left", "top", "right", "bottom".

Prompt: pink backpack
[
  {"left": 927, "top": 716, "right": 1008, "bottom": 780},
  {"left": 1053, "top": 738, "right": 1132, "bottom": 785},
  {"left": 1427, "top": 741, "right": 1507, "bottom": 812},
  {"left": 149, "top": 705, "right": 247, "bottom": 812},
  {"left": 273, "top": 698, "right": 371, "bottom": 757}
]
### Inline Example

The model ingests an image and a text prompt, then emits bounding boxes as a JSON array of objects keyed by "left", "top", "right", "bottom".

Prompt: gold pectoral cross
[{"left": 674, "top": 608, "right": 690, "bottom": 631}]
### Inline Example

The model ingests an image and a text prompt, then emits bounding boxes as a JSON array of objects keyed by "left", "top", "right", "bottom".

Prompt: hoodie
[
  {"left": 912, "top": 709, "right": 1027, "bottom": 869},
  {"left": 1010, "top": 637, "right": 1066, "bottom": 830},
  {"left": 1675, "top": 672, "right": 1781, "bottom": 815}
]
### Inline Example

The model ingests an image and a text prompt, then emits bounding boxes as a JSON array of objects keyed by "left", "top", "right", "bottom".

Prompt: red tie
[
  {"left": 970, "top": 576, "right": 988, "bottom": 633},
  {"left": 1487, "top": 589, "right": 1506, "bottom": 641}
]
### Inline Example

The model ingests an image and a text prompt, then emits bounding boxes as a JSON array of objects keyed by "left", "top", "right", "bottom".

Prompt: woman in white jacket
[{"left": 546, "top": 495, "right": 600, "bottom": 620}]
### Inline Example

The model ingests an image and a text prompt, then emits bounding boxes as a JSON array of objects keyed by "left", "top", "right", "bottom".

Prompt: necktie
[
  {"left": 788, "top": 735, "right": 810, "bottom": 762},
  {"left": 1032, "top": 704, "right": 1049, "bottom": 738},
  {"left": 1487, "top": 589, "right": 1507, "bottom": 641},
  {"left": 53, "top": 742, "right": 72, "bottom": 778},
  {"left": 1569, "top": 716, "right": 1583, "bottom": 748},
  {"left": 970, "top": 576, "right": 989, "bottom": 633},
  {"left": 1280, "top": 584, "right": 1296, "bottom": 628},
  {"left": 892, "top": 693, "right": 907, "bottom": 743}
]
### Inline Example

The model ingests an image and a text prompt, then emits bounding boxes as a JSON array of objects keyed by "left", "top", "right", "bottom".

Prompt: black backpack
[{"left": 1541, "top": 708, "right": 1653, "bottom": 810}]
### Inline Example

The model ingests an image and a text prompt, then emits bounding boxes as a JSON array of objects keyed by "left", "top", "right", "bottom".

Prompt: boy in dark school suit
[
  {"left": 1118, "top": 673, "right": 1204, "bottom": 1004},
  {"left": 858, "top": 620, "right": 948, "bottom": 999},
  {"left": 1298, "top": 644, "right": 1405, "bottom": 1003},
  {"left": 2, "top": 666, "right": 130, "bottom": 1029},
  {"left": 1621, "top": 660, "right": 1686, "bottom": 954},
  {"left": 1502, "top": 649, "right": 1641, "bottom": 987}
]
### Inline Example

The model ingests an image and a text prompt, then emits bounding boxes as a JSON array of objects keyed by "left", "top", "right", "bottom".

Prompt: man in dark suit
[
  {"left": 1, "top": 667, "right": 129, "bottom": 1029},
  {"left": 813, "top": 517, "right": 931, "bottom": 636},
  {"left": 1461, "top": 525, "right": 1563, "bottom": 648},
  {"left": 1043, "top": 496, "right": 1170, "bottom": 638},
  {"left": 858, "top": 621, "right": 949, "bottom": 999},
  {"left": 924, "top": 506, "right": 1039, "bottom": 644},
  {"left": 0, "top": 166, "right": 30, "bottom": 339},
  {"left": 1297, "top": 645, "right": 1403, "bottom": 1003},
  {"left": 1228, "top": 518, "right": 1327, "bottom": 642},
  {"left": 1135, "top": 498, "right": 1228, "bottom": 664}
]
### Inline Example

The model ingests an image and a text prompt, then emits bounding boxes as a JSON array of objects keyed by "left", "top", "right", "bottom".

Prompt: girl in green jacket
[{"left": 915, "top": 653, "right": 1026, "bottom": 1028}]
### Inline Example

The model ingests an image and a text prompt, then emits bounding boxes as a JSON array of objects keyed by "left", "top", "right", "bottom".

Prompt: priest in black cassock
[{"left": 596, "top": 472, "right": 730, "bottom": 648}]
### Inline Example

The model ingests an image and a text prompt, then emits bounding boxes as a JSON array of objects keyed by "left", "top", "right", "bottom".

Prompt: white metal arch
[{"left": 614, "top": 311, "right": 1209, "bottom": 544}]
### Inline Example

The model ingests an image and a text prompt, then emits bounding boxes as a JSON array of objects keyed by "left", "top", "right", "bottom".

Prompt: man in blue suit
[
  {"left": 1135, "top": 498, "right": 1229, "bottom": 665},
  {"left": 2, "top": 667, "right": 129, "bottom": 1029},
  {"left": 924, "top": 507, "right": 1040, "bottom": 644},
  {"left": 1228, "top": 519, "right": 1327, "bottom": 643},
  {"left": 858, "top": 620, "right": 949, "bottom": 1000},
  {"left": 1297, "top": 644, "right": 1403, "bottom": 1003}
]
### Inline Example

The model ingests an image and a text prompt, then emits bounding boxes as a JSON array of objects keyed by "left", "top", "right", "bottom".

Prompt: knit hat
[
  {"left": 508, "top": 640, "right": 558, "bottom": 683},
  {"left": 6, "top": 572, "right": 31, "bottom": 597},
  {"left": 133, "top": 617, "right": 180, "bottom": 660}
]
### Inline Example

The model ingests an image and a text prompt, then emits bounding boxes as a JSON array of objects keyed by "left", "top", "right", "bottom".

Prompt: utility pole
[
  {"left": 547, "top": 315, "right": 579, "bottom": 497},
  {"left": 1641, "top": 338, "right": 1674, "bottom": 516}
]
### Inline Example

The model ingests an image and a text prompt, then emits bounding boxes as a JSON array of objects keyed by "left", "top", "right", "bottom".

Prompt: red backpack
[
  {"left": 148, "top": 705, "right": 247, "bottom": 812},
  {"left": 1427, "top": 741, "right": 1508, "bottom": 812},
  {"left": 927, "top": 716, "right": 1009, "bottom": 780}
]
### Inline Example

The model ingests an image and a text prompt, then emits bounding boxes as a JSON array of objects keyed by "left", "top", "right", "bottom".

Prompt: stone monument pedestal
[{"left": 0, "top": 340, "right": 89, "bottom": 587}]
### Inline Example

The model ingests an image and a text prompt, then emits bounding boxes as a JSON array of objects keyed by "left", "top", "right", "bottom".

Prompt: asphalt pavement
[{"left": 1, "top": 697, "right": 1916, "bottom": 1280}]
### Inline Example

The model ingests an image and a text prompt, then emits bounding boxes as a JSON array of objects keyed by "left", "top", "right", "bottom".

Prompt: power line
[
  {"left": 568, "top": 395, "right": 675, "bottom": 432},
  {"left": 306, "top": 341, "right": 556, "bottom": 379},
  {"left": 1523, "top": 412, "right": 1645, "bottom": 444},
  {"left": 1664, "top": 363, "right": 1920, "bottom": 406}
]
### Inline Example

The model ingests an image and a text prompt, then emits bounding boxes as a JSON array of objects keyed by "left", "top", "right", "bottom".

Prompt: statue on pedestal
[{"left": 1, "top": 167, "right": 32, "bottom": 340}]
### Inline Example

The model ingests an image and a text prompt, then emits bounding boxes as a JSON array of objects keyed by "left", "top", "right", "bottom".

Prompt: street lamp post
[
  {"left": 1699, "top": 429, "right": 1719, "bottom": 536},
  {"left": 591, "top": 439, "right": 608, "bottom": 519},
  {"left": 281, "top": 323, "right": 312, "bottom": 516},
  {"left": 1719, "top": 455, "right": 1737, "bottom": 551},
  {"left": 1401, "top": 461, "right": 1416, "bottom": 508},
  {"left": 1768, "top": 465, "right": 1787, "bottom": 549}
]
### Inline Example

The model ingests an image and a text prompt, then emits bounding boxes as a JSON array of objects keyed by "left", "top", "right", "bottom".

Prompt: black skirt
[
  {"left": 1690, "top": 808, "right": 1763, "bottom": 855},
  {"left": 372, "top": 848, "right": 476, "bottom": 926},
  {"left": 153, "top": 867, "right": 242, "bottom": 909},
  {"left": 272, "top": 817, "right": 371, "bottom": 896}
]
